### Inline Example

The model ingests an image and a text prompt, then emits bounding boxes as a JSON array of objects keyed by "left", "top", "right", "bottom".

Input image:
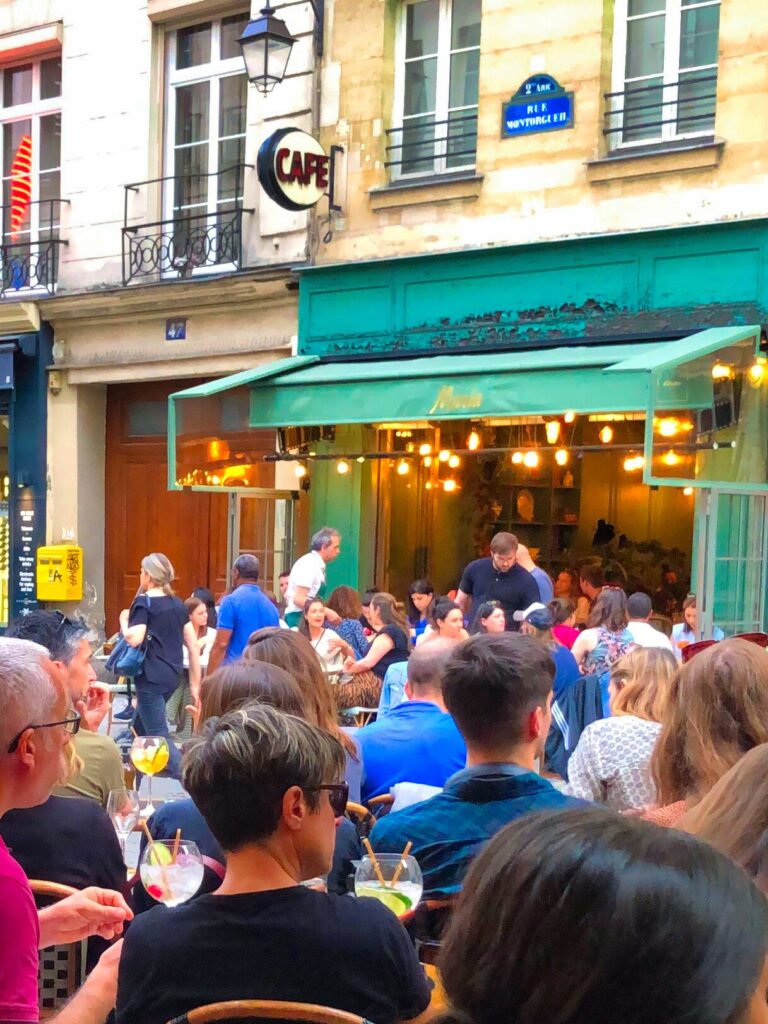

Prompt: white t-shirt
[
  {"left": 285, "top": 550, "right": 326, "bottom": 614},
  {"left": 626, "top": 620, "right": 674, "bottom": 652}
]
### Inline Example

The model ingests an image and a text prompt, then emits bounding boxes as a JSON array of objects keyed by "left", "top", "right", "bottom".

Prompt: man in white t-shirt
[
  {"left": 625, "top": 592, "right": 674, "bottom": 652},
  {"left": 284, "top": 527, "right": 342, "bottom": 627}
]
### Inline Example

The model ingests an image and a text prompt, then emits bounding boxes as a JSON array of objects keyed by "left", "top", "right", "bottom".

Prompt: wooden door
[{"left": 105, "top": 381, "right": 228, "bottom": 633}]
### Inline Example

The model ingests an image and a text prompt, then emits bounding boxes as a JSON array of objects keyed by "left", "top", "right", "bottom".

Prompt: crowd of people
[{"left": 1, "top": 525, "right": 768, "bottom": 1024}]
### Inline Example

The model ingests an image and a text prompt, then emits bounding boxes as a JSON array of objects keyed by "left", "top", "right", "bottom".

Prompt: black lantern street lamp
[{"left": 238, "top": 3, "right": 296, "bottom": 95}]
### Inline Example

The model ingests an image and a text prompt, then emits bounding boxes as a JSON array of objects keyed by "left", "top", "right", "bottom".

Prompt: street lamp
[
  {"left": 239, "top": 0, "right": 326, "bottom": 94},
  {"left": 238, "top": 3, "right": 296, "bottom": 94}
]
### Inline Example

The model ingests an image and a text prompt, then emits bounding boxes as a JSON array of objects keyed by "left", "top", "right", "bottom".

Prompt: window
[
  {"left": 391, "top": 0, "right": 481, "bottom": 178},
  {"left": 165, "top": 13, "right": 248, "bottom": 267},
  {"left": 0, "top": 56, "right": 61, "bottom": 250},
  {"left": 610, "top": 0, "right": 720, "bottom": 147}
]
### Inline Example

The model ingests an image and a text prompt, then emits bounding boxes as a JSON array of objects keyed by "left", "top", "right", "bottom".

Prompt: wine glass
[
  {"left": 130, "top": 736, "right": 170, "bottom": 816},
  {"left": 354, "top": 854, "right": 423, "bottom": 918},
  {"left": 106, "top": 788, "right": 140, "bottom": 860},
  {"left": 139, "top": 840, "right": 204, "bottom": 907}
]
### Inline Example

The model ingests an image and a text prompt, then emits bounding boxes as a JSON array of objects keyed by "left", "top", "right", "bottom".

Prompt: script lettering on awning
[{"left": 429, "top": 386, "right": 484, "bottom": 414}]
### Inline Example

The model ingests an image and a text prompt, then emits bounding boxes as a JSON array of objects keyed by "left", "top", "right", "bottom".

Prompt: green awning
[
  {"left": 242, "top": 342, "right": 667, "bottom": 428},
  {"left": 170, "top": 354, "right": 319, "bottom": 398},
  {"left": 605, "top": 325, "right": 761, "bottom": 373}
]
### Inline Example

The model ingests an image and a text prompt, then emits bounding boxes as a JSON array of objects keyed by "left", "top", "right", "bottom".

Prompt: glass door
[
  {"left": 227, "top": 492, "right": 296, "bottom": 597},
  {"left": 695, "top": 489, "right": 768, "bottom": 638}
]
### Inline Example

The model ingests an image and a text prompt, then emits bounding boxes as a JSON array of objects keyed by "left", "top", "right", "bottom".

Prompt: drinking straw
[
  {"left": 141, "top": 820, "right": 171, "bottom": 897},
  {"left": 140, "top": 820, "right": 155, "bottom": 848},
  {"left": 172, "top": 828, "right": 181, "bottom": 863},
  {"left": 362, "top": 838, "right": 387, "bottom": 888},
  {"left": 390, "top": 841, "right": 413, "bottom": 888},
  {"left": 130, "top": 726, "right": 139, "bottom": 738}
]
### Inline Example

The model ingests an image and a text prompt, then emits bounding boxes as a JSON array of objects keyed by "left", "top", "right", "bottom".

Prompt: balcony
[
  {"left": 603, "top": 72, "right": 718, "bottom": 151},
  {"left": 385, "top": 111, "right": 478, "bottom": 180},
  {"left": 0, "top": 199, "right": 67, "bottom": 298},
  {"left": 121, "top": 166, "right": 253, "bottom": 286}
]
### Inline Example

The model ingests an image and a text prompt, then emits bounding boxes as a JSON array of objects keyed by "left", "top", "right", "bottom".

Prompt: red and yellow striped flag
[{"left": 10, "top": 134, "right": 32, "bottom": 241}]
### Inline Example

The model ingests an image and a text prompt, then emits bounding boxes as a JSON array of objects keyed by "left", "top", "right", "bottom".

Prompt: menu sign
[{"left": 12, "top": 497, "right": 41, "bottom": 618}]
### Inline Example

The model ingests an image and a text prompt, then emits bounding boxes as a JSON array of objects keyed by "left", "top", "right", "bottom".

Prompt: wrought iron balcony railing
[
  {"left": 603, "top": 72, "right": 718, "bottom": 149},
  {"left": 385, "top": 111, "right": 478, "bottom": 179},
  {"left": 0, "top": 199, "right": 67, "bottom": 297},
  {"left": 122, "top": 165, "right": 254, "bottom": 286}
]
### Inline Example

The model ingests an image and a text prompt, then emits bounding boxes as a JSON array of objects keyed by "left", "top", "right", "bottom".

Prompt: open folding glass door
[
  {"left": 695, "top": 489, "right": 768, "bottom": 638},
  {"left": 227, "top": 491, "right": 297, "bottom": 596}
]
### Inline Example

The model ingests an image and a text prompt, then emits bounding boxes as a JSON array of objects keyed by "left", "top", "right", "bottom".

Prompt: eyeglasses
[
  {"left": 7, "top": 709, "right": 81, "bottom": 754},
  {"left": 51, "top": 609, "right": 76, "bottom": 638},
  {"left": 305, "top": 782, "right": 349, "bottom": 817}
]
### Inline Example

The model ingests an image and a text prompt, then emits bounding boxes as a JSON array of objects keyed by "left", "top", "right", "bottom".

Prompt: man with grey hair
[
  {"left": 283, "top": 526, "right": 342, "bottom": 628},
  {"left": 357, "top": 638, "right": 466, "bottom": 800},
  {"left": 207, "top": 554, "right": 279, "bottom": 674},
  {"left": 116, "top": 703, "right": 430, "bottom": 1024},
  {"left": 6, "top": 611, "right": 124, "bottom": 807},
  {"left": 0, "top": 638, "right": 132, "bottom": 1024}
]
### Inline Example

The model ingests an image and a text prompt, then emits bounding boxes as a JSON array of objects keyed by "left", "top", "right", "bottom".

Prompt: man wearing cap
[
  {"left": 456, "top": 532, "right": 540, "bottom": 631},
  {"left": 515, "top": 603, "right": 580, "bottom": 702}
]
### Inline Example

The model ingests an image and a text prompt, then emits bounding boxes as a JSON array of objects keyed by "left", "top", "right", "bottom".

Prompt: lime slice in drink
[
  {"left": 357, "top": 886, "right": 412, "bottom": 916},
  {"left": 148, "top": 844, "right": 173, "bottom": 866}
]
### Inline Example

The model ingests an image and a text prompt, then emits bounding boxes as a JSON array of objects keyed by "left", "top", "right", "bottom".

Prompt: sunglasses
[
  {"left": 52, "top": 609, "right": 76, "bottom": 638},
  {"left": 305, "top": 782, "right": 349, "bottom": 817},
  {"left": 7, "top": 708, "right": 81, "bottom": 754}
]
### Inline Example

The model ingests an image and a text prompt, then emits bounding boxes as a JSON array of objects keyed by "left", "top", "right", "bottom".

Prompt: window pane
[
  {"left": 678, "top": 69, "right": 717, "bottom": 133},
  {"left": 127, "top": 401, "right": 168, "bottom": 437},
  {"left": 3, "top": 64, "right": 32, "bottom": 107},
  {"left": 628, "top": 0, "right": 665, "bottom": 13},
  {"left": 404, "top": 57, "right": 437, "bottom": 116},
  {"left": 174, "top": 144, "right": 209, "bottom": 210},
  {"left": 176, "top": 22, "right": 212, "bottom": 69},
  {"left": 40, "top": 114, "right": 61, "bottom": 172},
  {"left": 219, "top": 74, "right": 246, "bottom": 139},
  {"left": 221, "top": 12, "right": 249, "bottom": 59},
  {"left": 218, "top": 138, "right": 245, "bottom": 201},
  {"left": 449, "top": 48, "right": 479, "bottom": 108},
  {"left": 175, "top": 82, "right": 210, "bottom": 146},
  {"left": 451, "top": 0, "right": 481, "bottom": 49},
  {"left": 400, "top": 115, "right": 437, "bottom": 174},
  {"left": 3, "top": 119, "right": 32, "bottom": 177},
  {"left": 680, "top": 4, "right": 720, "bottom": 68},
  {"left": 41, "top": 56, "right": 62, "bottom": 99},
  {"left": 446, "top": 108, "right": 477, "bottom": 168},
  {"left": 625, "top": 14, "right": 665, "bottom": 78},
  {"left": 405, "top": 0, "right": 439, "bottom": 58},
  {"left": 39, "top": 171, "right": 61, "bottom": 238},
  {"left": 622, "top": 77, "right": 663, "bottom": 141}
]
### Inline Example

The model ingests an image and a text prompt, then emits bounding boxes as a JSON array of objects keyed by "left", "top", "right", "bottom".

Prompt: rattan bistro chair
[
  {"left": 29, "top": 880, "right": 87, "bottom": 1020},
  {"left": 166, "top": 1000, "right": 371, "bottom": 1024}
]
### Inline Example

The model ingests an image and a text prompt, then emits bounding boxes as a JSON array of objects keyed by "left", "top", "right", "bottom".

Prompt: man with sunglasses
[
  {"left": 116, "top": 704, "right": 430, "bottom": 1024},
  {"left": 0, "top": 638, "right": 133, "bottom": 1024},
  {"left": 6, "top": 611, "right": 124, "bottom": 808}
]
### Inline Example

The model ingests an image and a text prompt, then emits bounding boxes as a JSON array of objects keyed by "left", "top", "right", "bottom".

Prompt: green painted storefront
[{"left": 170, "top": 219, "right": 768, "bottom": 635}]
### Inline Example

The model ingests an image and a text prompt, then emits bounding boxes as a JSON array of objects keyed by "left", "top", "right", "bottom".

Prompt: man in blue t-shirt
[
  {"left": 207, "top": 554, "right": 279, "bottom": 672},
  {"left": 357, "top": 640, "right": 466, "bottom": 801}
]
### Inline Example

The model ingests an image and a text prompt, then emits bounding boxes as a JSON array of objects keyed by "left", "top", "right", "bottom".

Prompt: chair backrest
[
  {"left": 648, "top": 614, "right": 673, "bottom": 638},
  {"left": 681, "top": 639, "right": 718, "bottom": 663},
  {"left": 733, "top": 632, "right": 768, "bottom": 648},
  {"left": 166, "top": 1000, "right": 369, "bottom": 1024},
  {"left": 29, "top": 880, "right": 86, "bottom": 1021}
]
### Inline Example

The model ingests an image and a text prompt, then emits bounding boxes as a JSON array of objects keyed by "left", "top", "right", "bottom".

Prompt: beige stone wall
[{"left": 319, "top": 0, "right": 768, "bottom": 263}]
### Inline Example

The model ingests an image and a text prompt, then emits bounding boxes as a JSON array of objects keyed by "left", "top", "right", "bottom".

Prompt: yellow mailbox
[{"left": 36, "top": 545, "right": 84, "bottom": 602}]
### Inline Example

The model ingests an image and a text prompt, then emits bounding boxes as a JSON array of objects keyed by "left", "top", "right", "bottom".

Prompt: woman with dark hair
[
  {"left": 297, "top": 597, "right": 344, "bottom": 676},
  {"left": 571, "top": 587, "right": 636, "bottom": 679},
  {"left": 166, "top": 594, "right": 218, "bottom": 741},
  {"left": 470, "top": 600, "right": 507, "bottom": 635},
  {"left": 549, "top": 596, "right": 579, "bottom": 649},
  {"left": 243, "top": 627, "right": 363, "bottom": 798},
  {"left": 191, "top": 586, "right": 217, "bottom": 629},
  {"left": 418, "top": 597, "right": 469, "bottom": 645},
  {"left": 407, "top": 579, "right": 434, "bottom": 641},
  {"left": 324, "top": 585, "right": 369, "bottom": 660},
  {"left": 438, "top": 807, "right": 768, "bottom": 1024},
  {"left": 136, "top": 660, "right": 361, "bottom": 908}
]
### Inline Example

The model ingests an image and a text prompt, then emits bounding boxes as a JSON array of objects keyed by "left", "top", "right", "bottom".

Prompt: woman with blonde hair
[
  {"left": 679, "top": 744, "right": 768, "bottom": 891},
  {"left": 120, "top": 552, "right": 201, "bottom": 779},
  {"left": 567, "top": 647, "right": 677, "bottom": 810},
  {"left": 644, "top": 638, "right": 768, "bottom": 827}
]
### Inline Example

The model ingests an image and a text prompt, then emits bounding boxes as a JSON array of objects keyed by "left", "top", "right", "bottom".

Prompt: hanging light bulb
[
  {"left": 423, "top": 455, "right": 433, "bottom": 468},
  {"left": 448, "top": 454, "right": 461, "bottom": 469},
  {"left": 749, "top": 359, "right": 767, "bottom": 384},
  {"left": 467, "top": 430, "right": 481, "bottom": 451},
  {"left": 656, "top": 417, "right": 680, "bottom": 438},
  {"left": 545, "top": 420, "right": 561, "bottom": 445},
  {"left": 294, "top": 463, "right": 307, "bottom": 479},
  {"left": 396, "top": 460, "right": 410, "bottom": 476},
  {"left": 523, "top": 450, "right": 540, "bottom": 469},
  {"left": 683, "top": 486, "right": 694, "bottom": 496},
  {"left": 555, "top": 448, "right": 569, "bottom": 466},
  {"left": 438, "top": 449, "right": 451, "bottom": 463},
  {"left": 599, "top": 425, "right": 614, "bottom": 444},
  {"left": 419, "top": 442, "right": 432, "bottom": 456},
  {"left": 623, "top": 455, "right": 643, "bottom": 473},
  {"left": 356, "top": 456, "right": 365, "bottom": 463},
  {"left": 564, "top": 411, "right": 576, "bottom": 424},
  {"left": 336, "top": 459, "right": 350, "bottom": 475},
  {"left": 511, "top": 451, "right": 524, "bottom": 465},
  {"left": 443, "top": 478, "right": 458, "bottom": 493},
  {"left": 425, "top": 480, "right": 433, "bottom": 490},
  {"left": 712, "top": 362, "right": 735, "bottom": 381},
  {"left": 661, "top": 450, "right": 682, "bottom": 467}
]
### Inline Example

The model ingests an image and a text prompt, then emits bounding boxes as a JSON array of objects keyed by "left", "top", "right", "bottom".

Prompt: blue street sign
[{"left": 502, "top": 74, "right": 574, "bottom": 138}]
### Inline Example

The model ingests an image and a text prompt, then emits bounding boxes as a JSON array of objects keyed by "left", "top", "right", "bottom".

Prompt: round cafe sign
[{"left": 257, "top": 127, "right": 330, "bottom": 212}]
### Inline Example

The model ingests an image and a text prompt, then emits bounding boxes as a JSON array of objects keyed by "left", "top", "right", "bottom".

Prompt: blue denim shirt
[{"left": 370, "top": 763, "right": 581, "bottom": 896}]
